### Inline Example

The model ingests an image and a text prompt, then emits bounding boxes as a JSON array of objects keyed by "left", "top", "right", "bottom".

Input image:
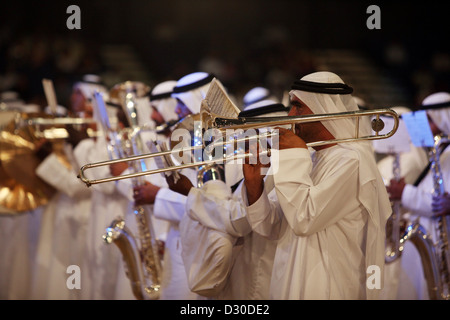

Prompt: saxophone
[
  {"left": 427, "top": 134, "right": 450, "bottom": 299},
  {"left": 103, "top": 218, "right": 160, "bottom": 300},
  {"left": 101, "top": 85, "right": 163, "bottom": 300},
  {"left": 399, "top": 134, "right": 450, "bottom": 300},
  {"left": 385, "top": 153, "right": 404, "bottom": 263}
]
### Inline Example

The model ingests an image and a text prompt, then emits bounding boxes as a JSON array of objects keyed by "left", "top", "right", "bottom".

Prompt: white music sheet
[
  {"left": 402, "top": 110, "right": 435, "bottom": 147},
  {"left": 93, "top": 91, "right": 111, "bottom": 131}
]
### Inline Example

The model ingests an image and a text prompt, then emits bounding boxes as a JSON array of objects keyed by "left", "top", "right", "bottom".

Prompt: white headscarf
[
  {"left": 171, "top": 72, "right": 213, "bottom": 114},
  {"left": 150, "top": 80, "right": 178, "bottom": 122},
  {"left": 0, "top": 91, "right": 25, "bottom": 111},
  {"left": 290, "top": 71, "right": 392, "bottom": 298},
  {"left": 423, "top": 92, "right": 450, "bottom": 135},
  {"left": 73, "top": 74, "right": 108, "bottom": 101},
  {"left": 243, "top": 87, "right": 274, "bottom": 107}
]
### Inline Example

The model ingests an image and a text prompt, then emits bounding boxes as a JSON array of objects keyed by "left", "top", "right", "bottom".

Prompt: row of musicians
[{"left": 1, "top": 71, "right": 449, "bottom": 300}]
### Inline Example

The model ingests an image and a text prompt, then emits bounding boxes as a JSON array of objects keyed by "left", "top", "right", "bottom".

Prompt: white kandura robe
[
  {"left": 31, "top": 143, "right": 92, "bottom": 300},
  {"left": 73, "top": 137, "right": 134, "bottom": 300},
  {"left": 0, "top": 206, "right": 43, "bottom": 299},
  {"left": 146, "top": 132, "right": 205, "bottom": 300},
  {"left": 244, "top": 146, "right": 390, "bottom": 300},
  {"left": 151, "top": 167, "right": 205, "bottom": 300},
  {"left": 182, "top": 175, "right": 278, "bottom": 300},
  {"left": 397, "top": 146, "right": 450, "bottom": 300}
]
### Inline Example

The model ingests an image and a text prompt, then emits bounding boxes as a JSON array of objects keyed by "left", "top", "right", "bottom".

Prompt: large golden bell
[{"left": 0, "top": 112, "right": 56, "bottom": 215}]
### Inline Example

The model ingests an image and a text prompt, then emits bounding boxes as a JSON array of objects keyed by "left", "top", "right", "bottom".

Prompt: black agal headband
[
  {"left": 291, "top": 80, "right": 353, "bottom": 95},
  {"left": 172, "top": 74, "right": 215, "bottom": 94},
  {"left": 417, "top": 100, "right": 450, "bottom": 111},
  {"left": 238, "top": 103, "right": 289, "bottom": 118},
  {"left": 149, "top": 91, "right": 172, "bottom": 101}
]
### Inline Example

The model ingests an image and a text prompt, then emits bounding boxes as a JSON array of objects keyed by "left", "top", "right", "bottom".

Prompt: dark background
[{"left": 1, "top": 0, "right": 449, "bottom": 110}]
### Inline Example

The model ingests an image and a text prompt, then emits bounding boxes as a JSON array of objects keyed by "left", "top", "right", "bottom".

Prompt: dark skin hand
[
  {"left": 242, "top": 139, "right": 267, "bottom": 206},
  {"left": 387, "top": 179, "right": 450, "bottom": 217},
  {"left": 386, "top": 178, "right": 406, "bottom": 201},
  {"left": 243, "top": 126, "right": 307, "bottom": 205},
  {"left": 432, "top": 192, "right": 450, "bottom": 217},
  {"left": 109, "top": 162, "right": 129, "bottom": 177},
  {"left": 165, "top": 173, "right": 194, "bottom": 196},
  {"left": 133, "top": 181, "right": 161, "bottom": 205}
]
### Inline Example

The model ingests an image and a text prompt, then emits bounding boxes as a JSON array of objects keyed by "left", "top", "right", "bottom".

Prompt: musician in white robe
[
  {"left": 375, "top": 107, "right": 429, "bottom": 187},
  {"left": 31, "top": 76, "right": 111, "bottom": 299},
  {"left": 242, "top": 71, "right": 392, "bottom": 300},
  {"left": 374, "top": 106, "right": 429, "bottom": 300},
  {"left": 387, "top": 92, "right": 450, "bottom": 300},
  {"left": 108, "top": 87, "right": 171, "bottom": 300},
  {"left": 178, "top": 100, "right": 289, "bottom": 299},
  {"left": 127, "top": 74, "right": 213, "bottom": 300},
  {"left": 31, "top": 125, "right": 91, "bottom": 299},
  {"left": 73, "top": 98, "right": 139, "bottom": 300},
  {"left": 150, "top": 74, "right": 213, "bottom": 300},
  {"left": 171, "top": 71, "right": 215, "bottom": 118}
]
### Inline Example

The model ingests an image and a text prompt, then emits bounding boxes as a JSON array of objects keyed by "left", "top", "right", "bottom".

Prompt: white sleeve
[
  {"left": 73, "top": 138, "right": 116, "bottom": 195},
  {"left": 401, "top": 183, "right": 433, "bottom": 217},
  {"left": 36, "top": 153, "right": 91, "bottom": 198},
  {"left": 153, "top": 187, "right": 187, "bottom": 223},
  {"left": 273, "top": 148, "right": 360, "bottom": 236},
  {"left": 242, "top": 177, "right": 282, "bottom": 240},
  {"left": 114, "top": 167, "right": 135, "bottom": 201},
  {"left": 401, "top": 148, "right": 450, "bottom": 218},
  {"left": 186, "top": 180, "right": 252, "bottom": 237},
  {"left": 239, "top": 163, "right": 282, "bottom": 241}
]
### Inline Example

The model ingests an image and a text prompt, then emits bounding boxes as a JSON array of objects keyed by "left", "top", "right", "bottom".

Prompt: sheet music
[
  {"left": 203, "top": 78, "right": 241, "bottom": 118},
  {"left": 372, "top": 115, "right": 411, "bottom": 153},
  {"left": 93, "top": 91, "right": 112, "bottom": 131},
  {"left": 42, "top": 79, "right": 58, "bottom": 114},
  {"left": 402, "top": 110, "right": 435, "bottom": 147}
]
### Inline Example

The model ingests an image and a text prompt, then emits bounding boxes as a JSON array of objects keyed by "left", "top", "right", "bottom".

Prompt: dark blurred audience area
[{"left": 1, "top": 1, "right": 449, "bottom": 111}]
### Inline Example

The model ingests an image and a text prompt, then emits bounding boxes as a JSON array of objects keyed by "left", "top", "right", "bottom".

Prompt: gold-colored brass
[{"left": 0, "top": 113, "right": 57, "bottom": 214}]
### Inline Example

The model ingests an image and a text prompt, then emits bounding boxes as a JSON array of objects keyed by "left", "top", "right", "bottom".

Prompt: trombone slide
[{"left": 78, "top": 108, "right": 399, "bottom": 186}]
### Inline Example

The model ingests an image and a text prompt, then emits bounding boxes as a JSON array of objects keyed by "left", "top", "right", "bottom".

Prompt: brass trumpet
[{"left": 78, "top": 108, "right": 399, "bottom": 187}]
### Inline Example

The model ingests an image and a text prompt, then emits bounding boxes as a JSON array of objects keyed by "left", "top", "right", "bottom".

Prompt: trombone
[
  {"left": 13, "top": 113, "right": 99, "bottom": 139},
  {"left": 78, "top": 108, "right": 399, "bottom": 186}
]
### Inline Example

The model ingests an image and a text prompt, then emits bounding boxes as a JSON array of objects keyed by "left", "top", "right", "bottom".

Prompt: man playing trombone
[{"left": 242, "top": 71, "right": 392, "bottom": 299}]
